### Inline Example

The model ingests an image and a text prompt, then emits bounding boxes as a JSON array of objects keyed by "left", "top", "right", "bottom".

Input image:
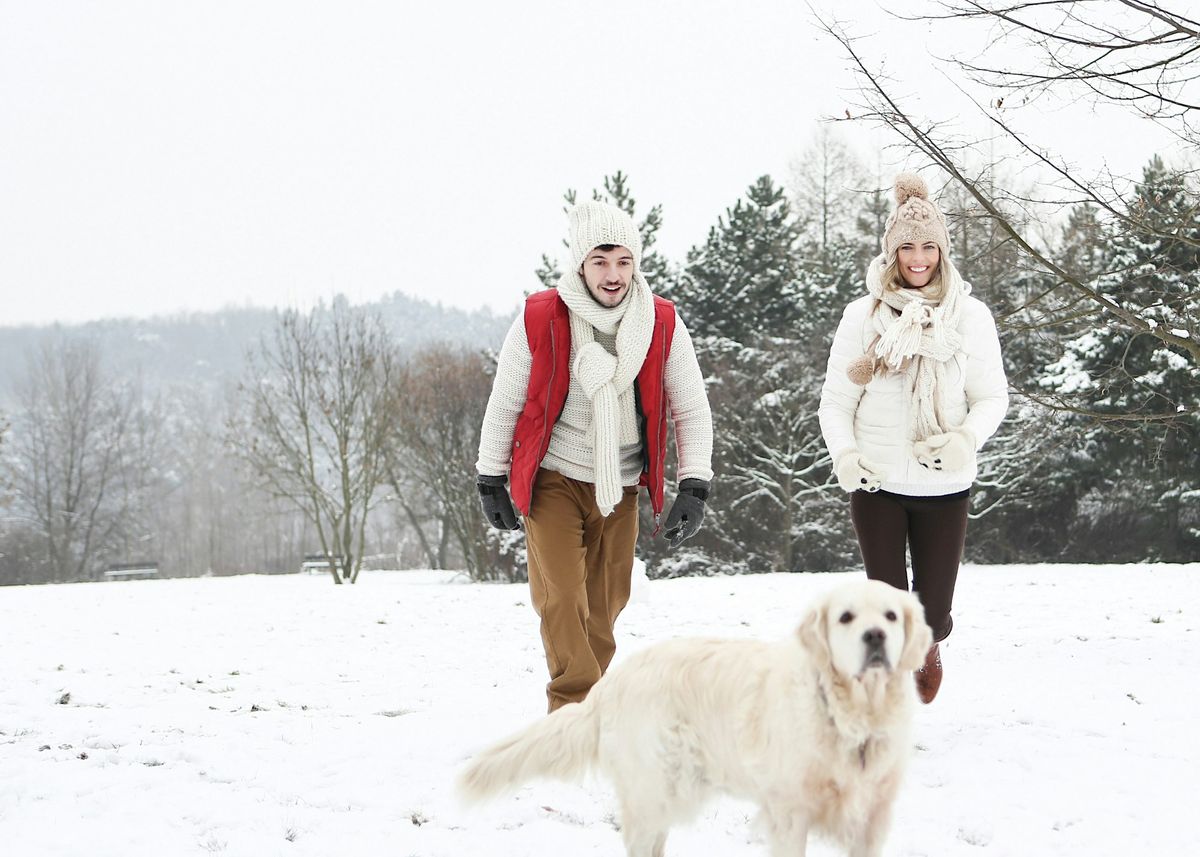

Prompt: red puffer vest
[{"left": 508, "top": 289, "right": 676, "bottom": 517}]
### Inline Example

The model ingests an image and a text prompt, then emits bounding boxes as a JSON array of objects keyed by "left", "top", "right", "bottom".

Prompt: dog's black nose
[{"left": 862, "top": 628, "right": 885, "bottom": 648}]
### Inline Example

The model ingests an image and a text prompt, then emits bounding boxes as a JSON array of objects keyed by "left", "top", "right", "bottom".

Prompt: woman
[{"left": 818, "top": 173, "right": 1008, "bottom": 704}]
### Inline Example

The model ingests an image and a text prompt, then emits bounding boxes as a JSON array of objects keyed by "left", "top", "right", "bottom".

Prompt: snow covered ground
[{"left": 1, "top": 562, "right": 1196, "bottom": 857}]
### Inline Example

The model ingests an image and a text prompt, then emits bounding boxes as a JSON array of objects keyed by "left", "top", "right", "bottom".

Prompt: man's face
[{"left": 580, "top": 245, "right": 634, "bottom": 307}]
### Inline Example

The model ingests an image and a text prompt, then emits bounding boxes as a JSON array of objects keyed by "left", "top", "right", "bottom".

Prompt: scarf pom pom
[{"left": 846, "top": 354, "right": 876, "bottom": 386}]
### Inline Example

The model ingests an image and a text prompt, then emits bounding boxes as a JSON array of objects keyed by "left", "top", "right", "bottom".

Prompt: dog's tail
[{"left": 457, "top": 702, "right": 599, "bottom": 803}]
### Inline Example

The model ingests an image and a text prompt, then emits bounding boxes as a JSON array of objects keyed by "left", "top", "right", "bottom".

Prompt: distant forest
[
  {"left": 2, "top": 150, "right": 1195, "bottom": 587},
  {"left": 0, "top": 293, "right": 511, "bottom": 585}
]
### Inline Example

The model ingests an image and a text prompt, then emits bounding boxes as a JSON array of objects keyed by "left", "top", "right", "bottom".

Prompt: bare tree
[
  {"left": 153, "top": 382, "right": 310, "bottom": 578},
  {"left": 814, "top": 2, "right": 1200, "bottom": 379},
  {"left": 384, "top": 343, "right": 500, "bottom": 579},
  {"left": 788, "top": 125, "right": 869, "bottom": 250},
  {"left": 7, "top": 340, "right": 136, "bottom": 581},
  {"left": 0, "top": 413, "right": 8, "bottom": 492},
  {"left": 231, "top": 301, "right": 397, "bottom": 584},
  {"left": 813, "top": 3, "right": 1199, "bottom": 560},
  {"left": 921, "top": 1, "right": 1200, "bottom": 140}
]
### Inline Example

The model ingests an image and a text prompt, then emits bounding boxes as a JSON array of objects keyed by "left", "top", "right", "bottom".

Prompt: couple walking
[{"left": 475, "top": 173, "right": 1007, "bottom": 711}]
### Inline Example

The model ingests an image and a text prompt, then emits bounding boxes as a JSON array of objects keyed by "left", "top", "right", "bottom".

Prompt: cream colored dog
[{"left": 459, "top": 579, "right": 932, "bottom": 857}]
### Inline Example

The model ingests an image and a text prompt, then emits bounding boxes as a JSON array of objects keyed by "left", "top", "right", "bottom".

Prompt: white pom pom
[{"left": 894, "top": 173, "right": 929, "bottom": 205}]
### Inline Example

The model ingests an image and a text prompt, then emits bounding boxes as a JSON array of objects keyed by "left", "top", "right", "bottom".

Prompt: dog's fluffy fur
[{"left": 458, "top": 579, "right": 932, "bottom": 857}]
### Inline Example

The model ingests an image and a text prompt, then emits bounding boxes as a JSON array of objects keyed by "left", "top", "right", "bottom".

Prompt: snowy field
[{"left": 1, "top": 562, "right": 1196, "bottom": 857}]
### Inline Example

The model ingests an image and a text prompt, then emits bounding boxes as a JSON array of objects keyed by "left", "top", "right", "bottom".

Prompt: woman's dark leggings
[{"left": 849, "top": 489, "right": 970, "bottom": 643}]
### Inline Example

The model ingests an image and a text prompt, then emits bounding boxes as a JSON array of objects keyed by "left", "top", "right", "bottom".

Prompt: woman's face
[{"left": 897, "top": 242, "right": 940, "bottom": 289}]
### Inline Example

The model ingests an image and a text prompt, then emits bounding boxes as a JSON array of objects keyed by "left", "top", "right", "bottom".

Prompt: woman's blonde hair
[{"left": 882, "top": 255, "right": 946, "bottom": 301}]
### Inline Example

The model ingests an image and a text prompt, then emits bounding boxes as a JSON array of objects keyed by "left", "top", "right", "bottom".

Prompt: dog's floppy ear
[
  {"left": 798, "top": 600, "right": 832, "bottom": 671},
  {"left": 898, "top": 592, "right": 934, "bottom": 671}
]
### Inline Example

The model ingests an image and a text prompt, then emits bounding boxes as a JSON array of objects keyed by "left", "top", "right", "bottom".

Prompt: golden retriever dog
[{"left": 458, "top": 579, "right": 932, "bottom": 857}]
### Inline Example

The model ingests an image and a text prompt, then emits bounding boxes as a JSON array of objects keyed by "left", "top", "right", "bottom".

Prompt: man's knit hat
[
  {"left": 568, "top": 201, "right": 643, "bottom": 272},
  {"left": 882, "top": 173, "right": 950, "bottom": 262}
]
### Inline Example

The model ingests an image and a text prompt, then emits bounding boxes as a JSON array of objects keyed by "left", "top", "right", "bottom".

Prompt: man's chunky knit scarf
[{"left": 556, "top": 270, "right": 654, "bottom": 516}]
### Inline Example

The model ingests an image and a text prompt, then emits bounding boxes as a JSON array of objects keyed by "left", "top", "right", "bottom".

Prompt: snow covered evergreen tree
[
  {"left": 1039, "top": 158, "right": 1200, "bottom": 559},
  {"left": 536, "top": 172, "right": 668, "bottom": 290},
  {"left": 649, "top": 176, "right": 870, "bottom": 575},
  {"left": 664, "top": 176, "right": 800, "bottom": 342},
  {"left": 974, "top": 202, "right": 1109, "bottom": 561}
]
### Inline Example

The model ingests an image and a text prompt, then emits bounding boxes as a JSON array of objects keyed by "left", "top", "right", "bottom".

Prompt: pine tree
[
  {"left": 1039, "top": 157, "right": 1200, "bottom": 560},
  {"left": 1059, "top": 204, "right": 1108, "bottom": 287},
  {"left": 666, "top": 175, "right": 801, "bottom": 343},
  {"left": 1046, "top": 158, "right": 1198, "bottom": 420},
  {"left": 651, "top": 175, "right": 873, "bottom": 574},
  {"left": 535, "top": 172, "right": 668, "bottom": 289},
  {"left": 854, "top": 182, "right": 890, "bottom": 273}
]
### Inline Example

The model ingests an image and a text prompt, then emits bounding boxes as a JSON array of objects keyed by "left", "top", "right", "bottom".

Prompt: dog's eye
[
  {"left": 838, "top": 611, "right": 854, "bottom": 624},
  {"left": 885, "top": 610, "right": 897, "bottom": 622}
]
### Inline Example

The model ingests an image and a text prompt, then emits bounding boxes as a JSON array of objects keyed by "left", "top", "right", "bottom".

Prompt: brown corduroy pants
[{"left": 523, "top": 468, "right": 640, "bottom": 712}]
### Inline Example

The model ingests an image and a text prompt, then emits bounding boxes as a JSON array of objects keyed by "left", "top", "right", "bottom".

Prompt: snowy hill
[
  {"left": 0, "top": 293, "right": 510, "bottom": 406},
  {"left": 0, "top": 564, "right": 1195, "bottom": 856}
]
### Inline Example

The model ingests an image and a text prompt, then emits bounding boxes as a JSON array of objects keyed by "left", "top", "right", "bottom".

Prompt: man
[{"left": 476, "top": 200, "right": 714, "bottom": 712}]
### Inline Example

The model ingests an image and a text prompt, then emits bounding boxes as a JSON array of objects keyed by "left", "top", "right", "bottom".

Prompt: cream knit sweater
[{"left": 477, "top": 309, "right": 714, "bottom": 487}]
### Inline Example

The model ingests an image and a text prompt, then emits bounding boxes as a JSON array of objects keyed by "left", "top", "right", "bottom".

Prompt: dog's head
[{"left": 799, "top": 580, "right": 932, "bottom": 680}]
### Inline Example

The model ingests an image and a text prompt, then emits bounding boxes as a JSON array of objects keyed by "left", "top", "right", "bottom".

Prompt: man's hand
[
  {"left": 835, "top": 451, "right": 886, "bottom": 493},
  {"left": 663, "top": 478, "right": 710, "bottom": 548},
  {"left": 476, "top": 474, "right": 521, "bottom": 530},
  {"left": 913, "top": 428, "right": 975, "bottom": 472}
]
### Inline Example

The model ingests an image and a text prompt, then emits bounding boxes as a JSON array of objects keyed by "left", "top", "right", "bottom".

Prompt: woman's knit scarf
[
  {"left": 555, "top": 269, "right": 654, "bottom": 516},
  {"left": 846, "top": 253, "right": 968, "bottom": 441}
]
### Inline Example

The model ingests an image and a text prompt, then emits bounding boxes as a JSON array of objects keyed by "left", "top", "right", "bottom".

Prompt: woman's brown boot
[{"left": 915, "top": 643, "right": 942, "bottom": 704}]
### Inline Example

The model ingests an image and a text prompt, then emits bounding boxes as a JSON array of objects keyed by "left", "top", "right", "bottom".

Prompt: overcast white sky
[{"left": 0, "top": 0, "right": 1184, "bottom": 326}]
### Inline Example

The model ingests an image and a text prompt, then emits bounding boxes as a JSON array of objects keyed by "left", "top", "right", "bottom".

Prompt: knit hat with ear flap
[
  {"left": 568, "top": 201, "right": 643, "bottom": 272},
  {"left": 882, "top": 173, "right": 950, "bottom": 262}
]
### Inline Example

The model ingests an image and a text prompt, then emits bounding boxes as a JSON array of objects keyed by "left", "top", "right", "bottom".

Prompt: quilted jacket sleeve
[
  {"left": 958, "top": 299, "right": 1009, "bottom": 449},
  {"left": 818, "top": 298, "right": 870, "bottom": 465}
]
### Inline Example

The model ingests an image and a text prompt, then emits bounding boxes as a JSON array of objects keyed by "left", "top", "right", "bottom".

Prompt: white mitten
[
  {"left": 913, "top": 427, "right": 976, "bottom": 472},
  {"left": 835, "top": 451, "right": 886, "bottom": 493}
]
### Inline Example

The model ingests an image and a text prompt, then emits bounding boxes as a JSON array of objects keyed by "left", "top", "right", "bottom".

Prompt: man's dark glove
[
  {"left": 663, "top": 478, "right": 709, "bottom": 548},
  {"left": 476, "top": 474, "right": 521, "bottom": 531}
]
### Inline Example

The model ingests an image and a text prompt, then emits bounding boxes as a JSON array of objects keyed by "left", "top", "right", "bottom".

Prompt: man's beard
[{"left": 588, "top": 283, "right": 629, "bottom": 307}]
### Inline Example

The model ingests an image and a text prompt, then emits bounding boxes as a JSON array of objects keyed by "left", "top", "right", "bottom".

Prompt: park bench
[
  {"left": 299, "top": 554, "right": 343, "bottom": 574},
  {"left": 103, "top": 562, "right": 159, "bottom": 581}
]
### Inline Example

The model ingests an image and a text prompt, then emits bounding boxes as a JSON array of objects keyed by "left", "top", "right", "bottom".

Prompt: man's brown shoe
[{"left": 915, "top": 643, "right": 942, "bottom": 704}]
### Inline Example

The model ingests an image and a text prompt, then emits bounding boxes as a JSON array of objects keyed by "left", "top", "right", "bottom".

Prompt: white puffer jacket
[{"left": 819, "top": 293, "right": 1008, "bottom": 496}]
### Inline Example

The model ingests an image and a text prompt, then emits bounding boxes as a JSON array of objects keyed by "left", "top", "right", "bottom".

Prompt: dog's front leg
[
  {"left": 762, "top": 803, "right": 809, "bottom": 857},
  {"left": 846, "top": 812, "right": 887, "bottom": 857},
  {"left": 848, "top": 778, "right": 898, "bottom": 857},
  {"left": 847, "top": 836, "right": 883, "bottom": 857},
  {"left": 617, "top": 798, "right": 669, "bottom": 857}
]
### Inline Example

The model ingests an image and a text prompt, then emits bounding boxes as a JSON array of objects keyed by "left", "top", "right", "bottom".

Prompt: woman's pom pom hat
[{"left": 881, "top": 172, "right": 950, "bottom": 263}]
